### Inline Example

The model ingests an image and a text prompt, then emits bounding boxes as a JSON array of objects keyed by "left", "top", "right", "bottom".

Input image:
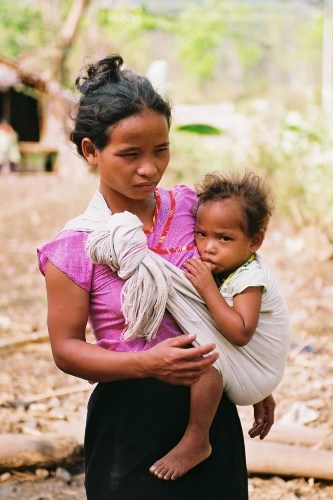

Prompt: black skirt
[{"left": 84, "top": 378, "right": 248, "bottom": 500}]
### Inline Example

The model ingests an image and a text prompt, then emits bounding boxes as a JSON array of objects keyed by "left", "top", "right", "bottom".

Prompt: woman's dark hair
[
  {"left": 70, "top": 55, "right": 172, "bottom": 157},
  {"left": 195, "top": 170, "right": 274, "bottom": 236}
]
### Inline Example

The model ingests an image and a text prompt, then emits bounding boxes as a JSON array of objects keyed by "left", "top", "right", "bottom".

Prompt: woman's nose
[{"left": 137, "top": 158, "right": 157, "bottom": 177}]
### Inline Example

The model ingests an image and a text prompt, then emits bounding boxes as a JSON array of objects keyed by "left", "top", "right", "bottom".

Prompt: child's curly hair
[{"left": 195, "top": 170, "right": 274, "bottom": 237}]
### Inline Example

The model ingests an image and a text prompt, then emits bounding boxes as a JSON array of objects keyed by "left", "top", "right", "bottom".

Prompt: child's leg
[{"left": 149, "top": 366, "right": 223, "bottom": 480}]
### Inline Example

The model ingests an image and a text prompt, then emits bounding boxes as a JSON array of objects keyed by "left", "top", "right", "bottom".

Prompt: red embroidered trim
[
  {"left": 155, "top": 190, "right": 175, "bottom": 250},
  {"left": 151, "top": 244, "right": 195, "bottom": 255},
  {"left": 144, "top": 190, "right": 161, "bottom": 235},
  {"left": 148, "top": 190, "right": 194, "bottom": 254}
]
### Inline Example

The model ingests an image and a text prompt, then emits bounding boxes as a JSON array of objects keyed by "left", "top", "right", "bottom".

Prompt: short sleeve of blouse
[
  {"left": 224, "top": 259, "right": 268, "bottom": 298},
  {"left": 173, "top": 184, "right": 197, "bottom": 211},
  {"left": 37, "top": 230, "right": 93, "bottom": 291}
]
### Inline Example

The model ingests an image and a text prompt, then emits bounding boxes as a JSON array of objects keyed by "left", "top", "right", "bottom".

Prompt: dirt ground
[{"left": 0, "top": 172, "right": 332, "bottom": 499}]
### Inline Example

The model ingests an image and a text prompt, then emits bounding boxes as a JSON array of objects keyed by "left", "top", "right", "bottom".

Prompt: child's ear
[
  {"left": 250, "top": 230, "right": 265, "bottom": 252},
  {"left": 82, "top": 138, "right": 98, "bottom": 166}
]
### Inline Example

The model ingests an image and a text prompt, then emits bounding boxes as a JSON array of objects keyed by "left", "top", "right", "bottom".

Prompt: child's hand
[
  {"left": 248, "top": 394, "right": 276, "bottom": 440},
  {"left": 184, "top": 258, "right": 217, "bottom": 296}
]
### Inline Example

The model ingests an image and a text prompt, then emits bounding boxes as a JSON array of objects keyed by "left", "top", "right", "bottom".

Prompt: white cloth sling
[{"left": 63, "top": 190, "right": 290, "bottom": 405}]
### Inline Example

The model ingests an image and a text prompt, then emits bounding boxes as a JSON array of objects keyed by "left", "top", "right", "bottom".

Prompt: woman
[{"left": 38, "top": 55, "right": 275, "bottom": 500}]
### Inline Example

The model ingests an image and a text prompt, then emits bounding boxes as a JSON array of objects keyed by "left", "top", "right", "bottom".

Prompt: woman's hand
[
  {"left": 142, "top": 334, "right": 219, "bottom": 386},
  {"left": 248, "top": 394, "right": 276, "bottom": 440}
]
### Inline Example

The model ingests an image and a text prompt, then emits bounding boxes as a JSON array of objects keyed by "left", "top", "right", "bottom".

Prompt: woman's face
[{"left": 83, "top": 109, "right": 170, "bottom": 210}]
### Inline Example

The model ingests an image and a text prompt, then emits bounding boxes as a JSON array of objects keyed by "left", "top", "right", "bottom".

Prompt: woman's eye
[
  {"left": 155, "top": 147, "right": 169, "bottom": 154},
  {"left": 122, "top": 152, "right": 138, "bottom": 158}
]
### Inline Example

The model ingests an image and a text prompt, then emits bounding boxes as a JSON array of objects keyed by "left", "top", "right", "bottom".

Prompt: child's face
[{"left": 195, "top": 198, "right": 262, "bottom": 276}]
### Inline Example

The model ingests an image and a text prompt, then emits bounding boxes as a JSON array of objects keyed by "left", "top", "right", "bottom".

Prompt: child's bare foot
[{"left": 149, "top": 436, "right": 212, "bottom": 480}]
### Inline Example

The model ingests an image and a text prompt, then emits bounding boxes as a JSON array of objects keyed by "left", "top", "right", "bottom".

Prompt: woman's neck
[{"left": 100, "top": 188, "right": 156, "bottom": 231}]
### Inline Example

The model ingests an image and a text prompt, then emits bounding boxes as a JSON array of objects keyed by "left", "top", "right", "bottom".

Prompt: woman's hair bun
[{"left": 75, "top": 55, "right": 124, "bottom": 95}]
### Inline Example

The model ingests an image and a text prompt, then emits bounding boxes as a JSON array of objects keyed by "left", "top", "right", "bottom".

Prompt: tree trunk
[{"left": 58, "top": 0, "right": 90, "bottom": 83}]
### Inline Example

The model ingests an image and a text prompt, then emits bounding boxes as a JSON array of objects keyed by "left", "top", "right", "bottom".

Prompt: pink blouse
[{"left": 37, "top": 184, "right": 199, "bottom": 353}]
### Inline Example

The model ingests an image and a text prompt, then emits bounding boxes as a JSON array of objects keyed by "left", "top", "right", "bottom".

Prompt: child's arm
[
  {"left": 249, "top": 394, "right": 276, "bottom": 440},
  {"left": 184, "top": 258, "right": 262, "bottom": 347}
]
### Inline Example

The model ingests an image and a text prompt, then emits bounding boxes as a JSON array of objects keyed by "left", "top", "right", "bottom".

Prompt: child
[
  {"left": 149, "top": 170, "right": 291, "bottom": 480},
  {"left": 74, "top": 166, "right": 287, "bottom": 481}
]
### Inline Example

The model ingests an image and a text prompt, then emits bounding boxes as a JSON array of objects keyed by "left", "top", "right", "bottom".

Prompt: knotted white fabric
[
  {"left": 86, "top": 211, "right": 176, "bottom": 342},
  {"left": 63, "top": 190, "right": 290, "bottom": 405}
]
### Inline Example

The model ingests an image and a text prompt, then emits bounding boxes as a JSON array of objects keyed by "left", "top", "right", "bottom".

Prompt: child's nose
[{"left": 205, "top": 240, "right": 216, "bottom": 253}]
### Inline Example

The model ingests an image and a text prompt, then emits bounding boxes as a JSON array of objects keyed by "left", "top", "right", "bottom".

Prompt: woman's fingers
[
  {"left": 148, "top": 334, "right": 219, "bottom": 384},
  {"left": 169, "top": 334, "right": 217, "bottom": 358}
]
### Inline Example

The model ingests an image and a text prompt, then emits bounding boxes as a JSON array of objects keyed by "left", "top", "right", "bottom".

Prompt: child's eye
[
  {"left": 195, "top": 230, "right": 205, "bottom": 237},
  {"left": 220, "top": 236, "right": 232, "bottom": 241}
]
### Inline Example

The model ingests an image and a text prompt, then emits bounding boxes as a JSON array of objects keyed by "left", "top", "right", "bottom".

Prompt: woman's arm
[
  {"left": 45, "top": 261, "right": 218, "bottom": 385},
  {"left": 184, "top": 258, "right": 262, "bottom": 347}
]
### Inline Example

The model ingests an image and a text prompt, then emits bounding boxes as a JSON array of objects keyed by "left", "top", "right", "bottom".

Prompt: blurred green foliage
[
  {"left": 1, "top": 0, "right": 333, "bottom": 244},
  {"left": 167, "top": 108, "right": 333, "bottom": 244},
  {"left": 0, "top": 1, "right": 327, "bottom": 102},
  {"left": 88, "top": 1, "right": 326, "bottom": 105},
  {"left": 97, "top": 4, "right": 170, "bottom": 32},
  {"left": 0, "top": 0, "right": 45, "bottom": 58},
  {"left": 175, "top": 4, "right": 227, "bottom": 82}
]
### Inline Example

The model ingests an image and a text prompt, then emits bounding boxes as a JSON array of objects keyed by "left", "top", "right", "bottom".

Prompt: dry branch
[
  {"left": 1, "top": 423, "right": 333, "bottom": 480},
  {"left": 0, "top": 384, "right": 92, "bottom": 409},
  {"left": 245, "top": 438, "right": 333, "bottom": 480},
  {"left": 241, "top": 421, "right": 333, "bottom": 449},
  {"left": 0, "top": 434, "right": 81, "bottom": 471},
  {"left": 0, "top": 331, "right": 49, "bottom": 350}
]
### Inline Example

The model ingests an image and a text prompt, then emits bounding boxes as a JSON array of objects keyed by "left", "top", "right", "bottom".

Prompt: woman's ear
[
  {"left": 250, "top": 230, "right": 265, "bottom": 252},
  {"left": 82, "top": 138, "right": 98, "bottom": 166}
]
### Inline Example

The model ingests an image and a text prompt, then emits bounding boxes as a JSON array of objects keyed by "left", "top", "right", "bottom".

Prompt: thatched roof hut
[{"left": 0, "top": 54, "right": 73, "bottom": 171}]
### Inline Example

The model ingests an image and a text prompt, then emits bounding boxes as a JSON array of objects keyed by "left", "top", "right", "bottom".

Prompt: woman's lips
[{"left": 134, "top": 182, "right": 157, "bottom": 191}]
